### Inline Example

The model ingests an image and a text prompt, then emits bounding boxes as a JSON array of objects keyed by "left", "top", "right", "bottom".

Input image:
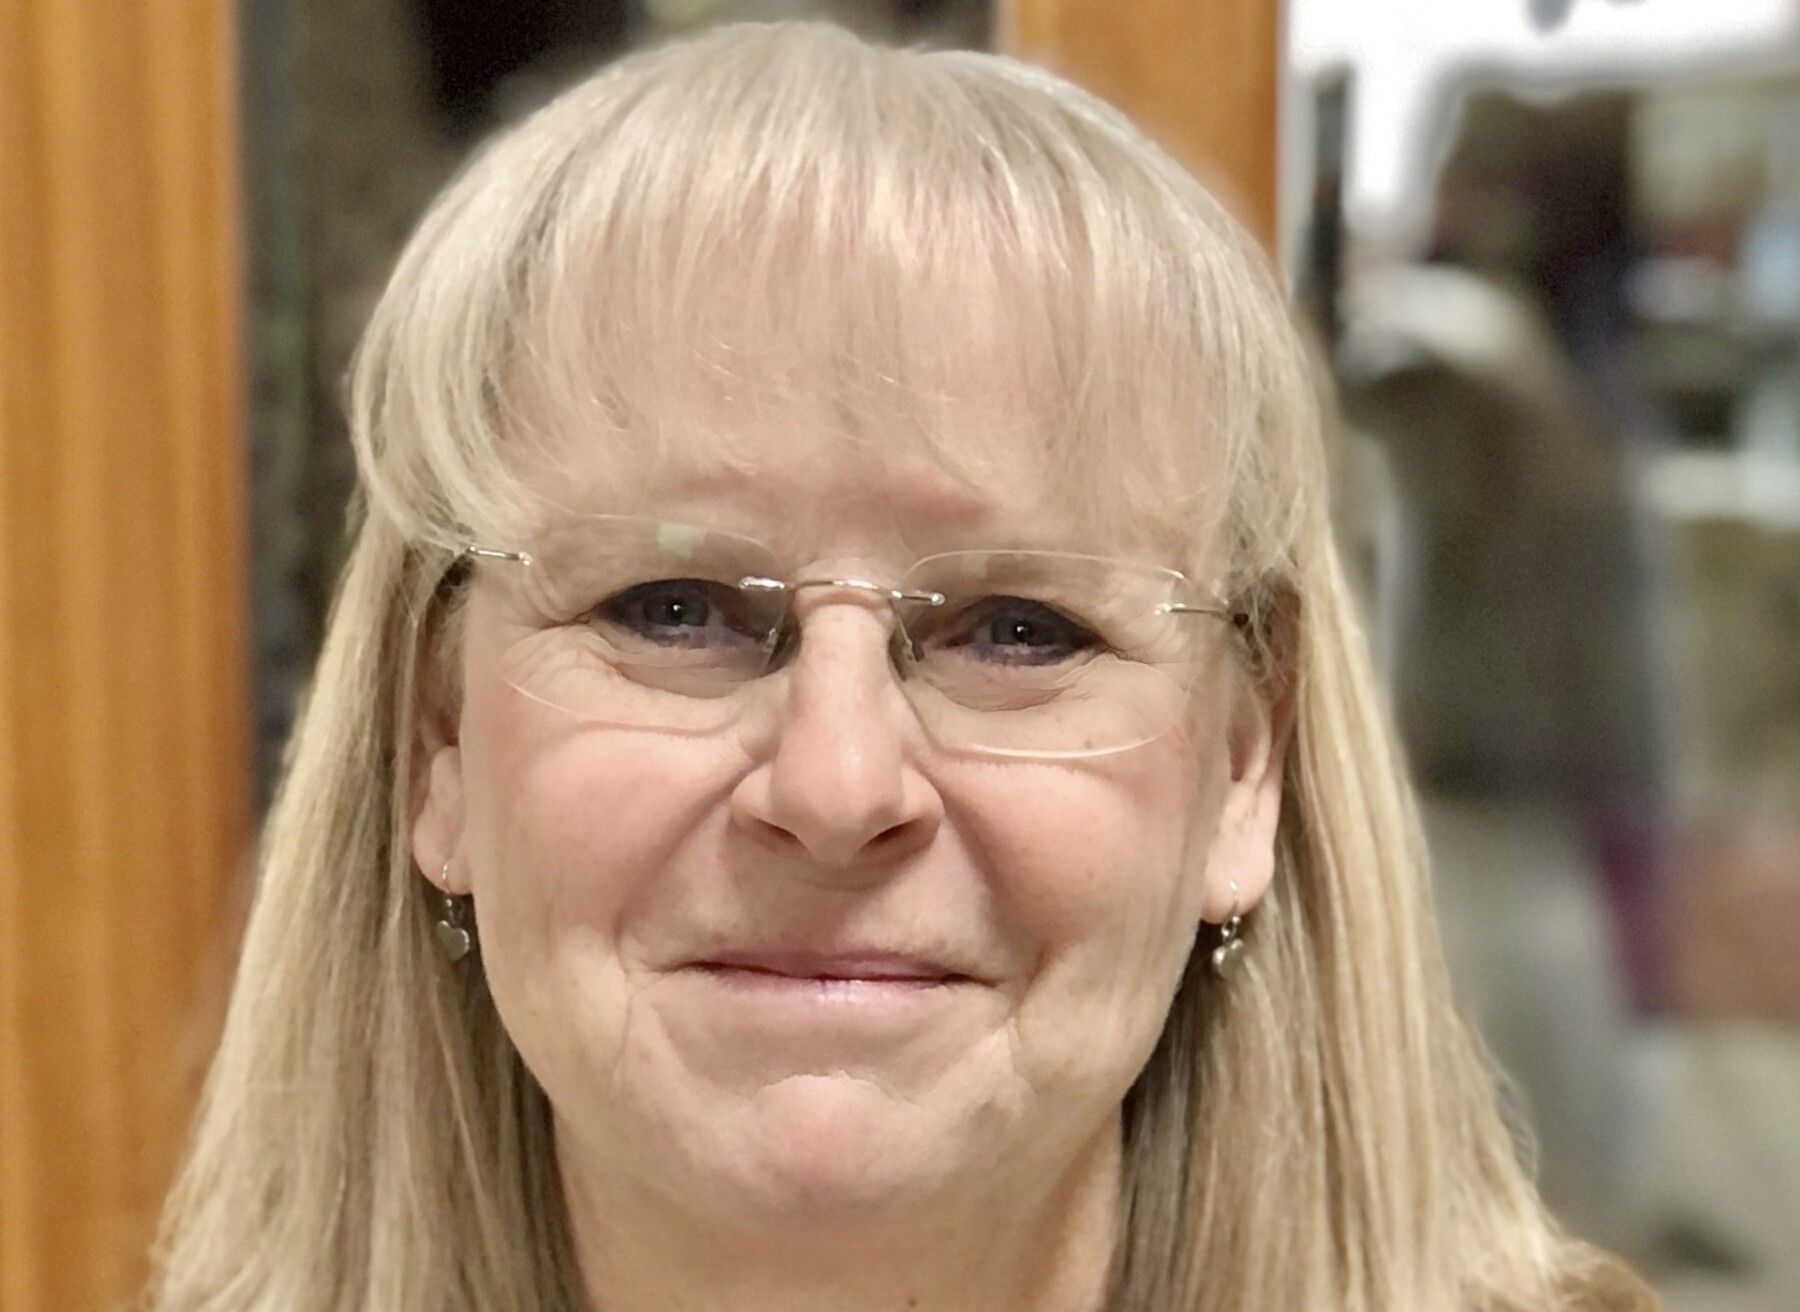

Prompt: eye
[
  {"left": 591, "top": 579, "right": 766, "bottom": 650},
  {"left": 926, "top": 596, "right": 1102, "bottom": 667}
]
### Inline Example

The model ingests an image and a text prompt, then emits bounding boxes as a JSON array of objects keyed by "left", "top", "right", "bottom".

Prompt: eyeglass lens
[{"left": 482, "top": 517, "right": 1211, "bottom": 758}]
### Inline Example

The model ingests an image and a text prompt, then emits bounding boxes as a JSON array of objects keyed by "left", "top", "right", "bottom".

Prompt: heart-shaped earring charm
[
  {"left": 433, "top": 914, "right": 473, "bottom": 963},
  {"left": 432, "top": 859, "right": 474, "bottom": 963},
  {"left": 1211, "top": 934, "right": 1246, "bottom": 975}
]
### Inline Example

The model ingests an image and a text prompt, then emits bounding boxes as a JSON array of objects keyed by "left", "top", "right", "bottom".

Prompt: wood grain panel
[
  {"left": 1001, "top": 0, "right": 1281, "bottom": 250},
  {"left": 0, "top": 3, "right": 247, "bottom": 1310}
]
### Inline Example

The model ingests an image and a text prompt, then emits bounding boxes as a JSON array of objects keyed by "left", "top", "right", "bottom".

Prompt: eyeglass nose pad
[{"left": 890, "top": 624, "right": 923, "bottom": 671}]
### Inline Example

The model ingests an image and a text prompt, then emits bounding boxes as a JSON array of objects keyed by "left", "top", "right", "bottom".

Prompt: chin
[{"left": 695, "top": 1073, "right": 972, "bottom": 1226}]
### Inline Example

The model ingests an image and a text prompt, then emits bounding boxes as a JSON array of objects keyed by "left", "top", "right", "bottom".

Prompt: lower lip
[{"left": 684, "top": 965, "right": 970, "bottom": 1012}]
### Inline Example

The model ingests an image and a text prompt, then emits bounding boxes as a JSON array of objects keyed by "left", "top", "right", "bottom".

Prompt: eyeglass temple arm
[
  {"left": 462, "top": 545, "right": 534, "bottom": 565},
  {"left": 1161, "top": 602, "right": 1243, "bottom": 623}
]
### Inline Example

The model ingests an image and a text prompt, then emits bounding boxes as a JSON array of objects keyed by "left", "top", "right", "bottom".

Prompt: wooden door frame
[
  {"left": 1001, "top": 0, "right": 1282, "bottom": 251},
  {"left": 0, "top": 3, "right": 247, "bottom": 1309}
]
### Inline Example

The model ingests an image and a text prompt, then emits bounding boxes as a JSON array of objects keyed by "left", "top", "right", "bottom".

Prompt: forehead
[
  {"left": 493, "top": 217, "right": 1224, "bottom": 570},
  {"left": 511, "top": 366, "right": 1188, "bottom": 568}
]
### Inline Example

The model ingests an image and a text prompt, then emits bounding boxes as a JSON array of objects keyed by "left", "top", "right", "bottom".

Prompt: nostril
[
  {"left": 748, "top": 817, "right": 807, "bottom": 855},
  {"left": 868, "top": 821, "right": 913, "bottom": 851}
]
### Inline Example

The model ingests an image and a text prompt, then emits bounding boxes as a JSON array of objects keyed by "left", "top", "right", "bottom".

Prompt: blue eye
[
  {"left": 594, "top": 579, "right": 765, "bottom": 649},
  {"left": 929, "top": 596, "right": 1100, "bottom": 667}
]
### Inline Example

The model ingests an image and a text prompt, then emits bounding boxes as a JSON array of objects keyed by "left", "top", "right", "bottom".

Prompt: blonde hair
[{"left": 145, "top": 22, "right": 1650, "bottom": 1312}]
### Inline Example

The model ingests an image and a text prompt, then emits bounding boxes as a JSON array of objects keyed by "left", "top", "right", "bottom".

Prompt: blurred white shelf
[{"left": 1641, "top": 451, "right": 1800, "bottom": 529}]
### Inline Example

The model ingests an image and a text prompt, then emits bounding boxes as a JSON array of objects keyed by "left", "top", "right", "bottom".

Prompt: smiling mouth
[{"left": 689, "top": 953, "right": 971, "bottom": 985}]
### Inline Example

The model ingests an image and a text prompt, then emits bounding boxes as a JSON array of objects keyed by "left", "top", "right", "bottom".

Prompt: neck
[{"left": 559, "top": 1122, "right": 1122, "bottom": 1312}]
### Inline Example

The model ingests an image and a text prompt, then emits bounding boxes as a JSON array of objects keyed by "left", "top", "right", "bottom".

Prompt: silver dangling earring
[
  {"left": 432, "top": 858, "right": 474, "bottom": 963},
  {"left": 1211, "top": 880, "right": 1247, "bottom": 977}
]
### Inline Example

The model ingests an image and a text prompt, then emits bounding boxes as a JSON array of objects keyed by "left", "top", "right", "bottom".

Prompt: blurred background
[
  {"left": 1290, "top": 6, "right": 1800, "bottom": 1308},
  {"left": 2, "top": 1, "right": 1796, "bottom": 1310}
]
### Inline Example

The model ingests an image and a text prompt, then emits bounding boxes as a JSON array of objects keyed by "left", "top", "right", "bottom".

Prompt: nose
[{"left": 729, "top": 601, "right": 942, "bottom": 871}]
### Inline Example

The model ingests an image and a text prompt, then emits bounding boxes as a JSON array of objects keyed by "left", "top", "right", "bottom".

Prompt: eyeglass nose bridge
[
  {"left": 738, "top": 575, "right": 947, "bottom": 608},
  {"left": 737, "top": 575, "right": 947, "bottom": 667}
]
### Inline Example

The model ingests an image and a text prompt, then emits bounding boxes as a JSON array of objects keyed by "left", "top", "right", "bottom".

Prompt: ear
[
  {"left": 409, "top": 621, "right": 469, "bottom": 895},
  {"left": 1200, "top": 624, "right": 1297, "bottom": 924}
]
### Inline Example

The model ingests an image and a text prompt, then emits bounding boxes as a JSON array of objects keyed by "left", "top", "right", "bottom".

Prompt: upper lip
[{"left": 692, "top": 950, "right": 970, "bottom": 982}]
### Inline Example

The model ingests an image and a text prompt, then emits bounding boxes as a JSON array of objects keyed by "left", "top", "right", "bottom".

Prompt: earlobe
[
  {"left": 1202, "top": 762, "right": 1283, "bottom": 922},
  {"left": 411, "top": 744, "right": 469, "bottom": 894},
  {"left": 1203, "top": 657, "right": 1297, "bottom": 924},
  {"left": 410, "top": 611, "right": 468, "bottom": 891}
]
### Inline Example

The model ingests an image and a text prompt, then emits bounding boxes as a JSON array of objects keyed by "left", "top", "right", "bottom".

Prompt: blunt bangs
[{"left": 349, "top": 23, "right": 1317, "bottom": 590}]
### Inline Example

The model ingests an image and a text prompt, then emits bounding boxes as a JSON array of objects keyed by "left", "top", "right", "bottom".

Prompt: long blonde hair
[{"left": 145, "top": 22, "right": 1650, "bottom": 1311}]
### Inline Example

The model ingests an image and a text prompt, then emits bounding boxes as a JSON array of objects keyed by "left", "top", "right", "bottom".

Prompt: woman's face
[{"left": 411, "top": 386, "right": 1288, "bottom": 1234}]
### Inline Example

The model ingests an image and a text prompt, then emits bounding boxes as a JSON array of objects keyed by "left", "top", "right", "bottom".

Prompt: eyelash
[{"left": 587, "top": 581, "right": 1105, "bottom": 668}]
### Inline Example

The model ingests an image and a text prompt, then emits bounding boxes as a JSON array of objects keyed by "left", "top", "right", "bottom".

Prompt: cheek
[
  {"left": 463, "top": 708, "right": 742, "bottom": 929},
  {"left": 946, "top": 739, "right": 1222, "bottom": 1090},
  {"left": 456, "top": 686, "right": 743, "bottom": 1064},
  {"left": 967, "top": 735, "right": 1220, "bottom": 938}
]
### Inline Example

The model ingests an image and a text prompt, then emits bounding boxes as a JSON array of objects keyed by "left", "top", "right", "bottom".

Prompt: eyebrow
[
  {"left": 518, "top": 462, "right": 1180, "bottom": 567},
  {"left": 515, "top": 514, "right": 1186, "bottom": 585}
]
